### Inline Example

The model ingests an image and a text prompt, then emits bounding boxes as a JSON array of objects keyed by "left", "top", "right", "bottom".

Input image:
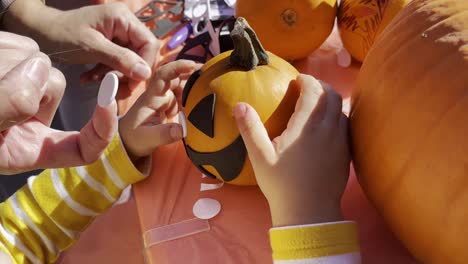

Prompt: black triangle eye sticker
[{"left": 188, "top": 94, "right": 216, "bottom": 138}]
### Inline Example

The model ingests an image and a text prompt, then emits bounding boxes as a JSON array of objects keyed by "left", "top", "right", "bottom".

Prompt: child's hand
[
  {"left": 119, "top": 60, "right": 200, "bottom": 163},
  {"left": 234, "top": 74, "right": 350, "bottom": 227}
]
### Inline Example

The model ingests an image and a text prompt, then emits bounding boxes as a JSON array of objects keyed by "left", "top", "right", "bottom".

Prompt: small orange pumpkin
[
  {"left": 350, "top": 0, "right": 468, "bottom": 263},
  {"left": 337, "top": 0, "right": 410, "bottom": 62},
  {"left": 182, "top": 17, "right": 300, "bottom": 185},
  {"left": 235, "top": 0, "right": 337, "bottom": 61}
]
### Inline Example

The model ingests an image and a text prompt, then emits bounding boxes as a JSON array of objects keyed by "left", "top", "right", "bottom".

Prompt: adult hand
[
  {"left": 0, "top": 32, "right": 118, "bottom": 175},
  {"left": 3, "top": 1, "right": 160, "bottom": 85}
]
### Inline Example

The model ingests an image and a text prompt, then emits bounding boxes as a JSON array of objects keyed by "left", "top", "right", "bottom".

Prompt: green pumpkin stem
[{"left": 230, "top": 17, "right": 269, "bottom": 70}]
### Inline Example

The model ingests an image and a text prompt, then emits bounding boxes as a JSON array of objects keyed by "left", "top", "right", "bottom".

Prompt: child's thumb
[{"left": 234, "top": 103, "right": 276, "bottom": 167}]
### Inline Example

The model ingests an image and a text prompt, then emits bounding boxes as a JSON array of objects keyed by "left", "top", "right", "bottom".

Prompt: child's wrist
[
  {"left": 118, "top": 127, "right": 139, "bottom": 163},
  {"left": 112, "top": 133, "right": 152, "bottom": 180},
  {"left": 117, "top": 126, "right": 152, "bottom": 176},
  {"left": 270, "top": 201, "right": 343, "bottom": 227},
  {"left": 131, "top": 156, "right": 152, "bottom": 175}
]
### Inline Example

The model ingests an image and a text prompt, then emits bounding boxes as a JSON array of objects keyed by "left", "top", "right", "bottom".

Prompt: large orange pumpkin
[
  {"left": 350, "top": 0, "right": 468, "bottom": 263},
  {"left": 337, "top": 0, "right": 411, "bottom": 62},
  {"left": 182, "top": 18, "right": 300, "bottom": 185},
  {"left": 235, "top": 0, "right": 337, "bottom": 61}
]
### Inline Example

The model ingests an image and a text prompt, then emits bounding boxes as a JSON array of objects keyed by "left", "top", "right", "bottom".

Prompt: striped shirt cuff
[
  {"left": 103, "top": 134, "right": 151, "bottom": 185},
  {"left": 0, "top": 133, "right": 150, "bottom": 264},
  {"left": 0, "top": 242, "right": 14, "bottom": 264},
  {"left": 270, "top": 221, "right": 361, "bottom": 263}
]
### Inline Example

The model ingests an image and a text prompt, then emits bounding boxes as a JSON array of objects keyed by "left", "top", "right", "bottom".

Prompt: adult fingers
[
  {"left": 0, "top": 32, "right": 39, "bottom": 52},
  {"left": 102, "top": 2, "right": 160, "bottom": 67},
  {"left": 0, "top": 55, "right": 51, "bottom": 131},
  {"left": 83, "top": 30, "right": 152, "bottom": 81},
  {"left": 35, "top": 68, "right": 66, "bottom": 127},
  {"left": 77, "top": 101, "right": 119, "bottom": 163}
]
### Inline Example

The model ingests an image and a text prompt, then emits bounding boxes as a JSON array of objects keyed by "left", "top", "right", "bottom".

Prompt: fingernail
[
  {"left": 25, "top": 58, "right": 49, "bottom": 92},
  {"left": 234, "top": 103, "right": 248, "bottom": 119},
  {"left": 170, "top": 125, "right": 182, "bottom": 140},
  {"left": 131, "top": 62, "right": 152, "bottom": 80}
]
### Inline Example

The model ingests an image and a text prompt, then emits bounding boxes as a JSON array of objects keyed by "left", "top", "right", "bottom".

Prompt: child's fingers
[
  {"left": 173, "top": 84, "right": 184, "bottom": 110},
  {"left": 178, "top": 72, "right": 194, "bottom": 81},
  {"left": 165, "top": 95, "right": 179, "bottom": 118},
  {"left": 296, "top": 74, "right": 328, "bottom": 124},
  {"left": 234, "top": 103, "right": 276, "bottom": 166},
  {"left": 339, "top": 113, "right": 350, "bottom": 148},
  {"left": 154, "top": 60, "right": 198, "bottom": 81},
  {"left": 138, "top": 123, "right": 183, "bottom": 152},
  {"left": 281, "top": 74, "right": 326, "bottom": 143},
  {"left": 79, "top": 64, "right": 111, "bottom": 84},
  {"left": 150, "top": 60, "right": 200, "bottom": 94},
  {"left": 145, "top": 90, "right": 176, "bottom": 117},
  {"left": 319, "top": 81, "right": 343, "bottom": 124},
  {"left": 123, "top": 87, "right": 177, "bottom": 131}
]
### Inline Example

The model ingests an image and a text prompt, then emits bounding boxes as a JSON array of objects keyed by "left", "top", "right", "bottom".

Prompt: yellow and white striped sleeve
[
  {"left": 0, "top": 134, "right": 149, "bottom": 264},
  {"left": 270, "top": 221, "right": 361, "bottom": 264}
]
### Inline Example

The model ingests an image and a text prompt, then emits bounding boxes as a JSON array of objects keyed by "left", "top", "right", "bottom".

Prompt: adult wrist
[
  {"left": 2, "top": 0, "right": 60, "bottom": 50},
  {"left": 0, "top": 0, "right": 15, "bottom": 25}
]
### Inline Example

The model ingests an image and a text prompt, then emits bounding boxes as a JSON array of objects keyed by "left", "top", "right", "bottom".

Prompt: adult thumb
[
  {"left": 0, "top": 56, "right": 50, "bottom": 132},
  {"left": 89, "top": 31, "right": 152, "bottom": 81},
  {"left": 78, "top": 101, "right": 119, "bottom": 163},
  {"left": 37, "top": 101, "right": 118, "bottom": 168},
  {"left": 234, "top": 103, "right": 276, "bottom": 167}
]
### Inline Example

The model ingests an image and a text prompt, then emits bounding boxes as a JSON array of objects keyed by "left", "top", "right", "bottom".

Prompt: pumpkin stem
[{"left": 230, "top": 17, "right": 269, "bottom": 70}]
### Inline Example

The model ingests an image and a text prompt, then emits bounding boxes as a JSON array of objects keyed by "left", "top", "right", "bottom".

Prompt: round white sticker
[
  {"left": 98, "top": 72, "right": 119, "bottom": 107},
  {"left": 193, "top": 198, "right": 221, "bottom": 220}
]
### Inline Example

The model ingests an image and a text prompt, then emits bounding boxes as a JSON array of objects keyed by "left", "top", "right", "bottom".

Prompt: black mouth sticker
[{"left": 183, "top": 136, "right": 247, "bottom": 182}]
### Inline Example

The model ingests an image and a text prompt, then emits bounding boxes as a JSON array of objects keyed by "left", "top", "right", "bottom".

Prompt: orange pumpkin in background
[
  {"left": 182, "top": 17, "right": 300, "bottom": 185},
  {"left": 236, "top": 0, "right": 337, "bottom": 61},
  {"left": 350, "top": 0, "right": 468, "bottom": 263},
  {"left": 338, "top": 0, "right": 410, "bottom": 62}
]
